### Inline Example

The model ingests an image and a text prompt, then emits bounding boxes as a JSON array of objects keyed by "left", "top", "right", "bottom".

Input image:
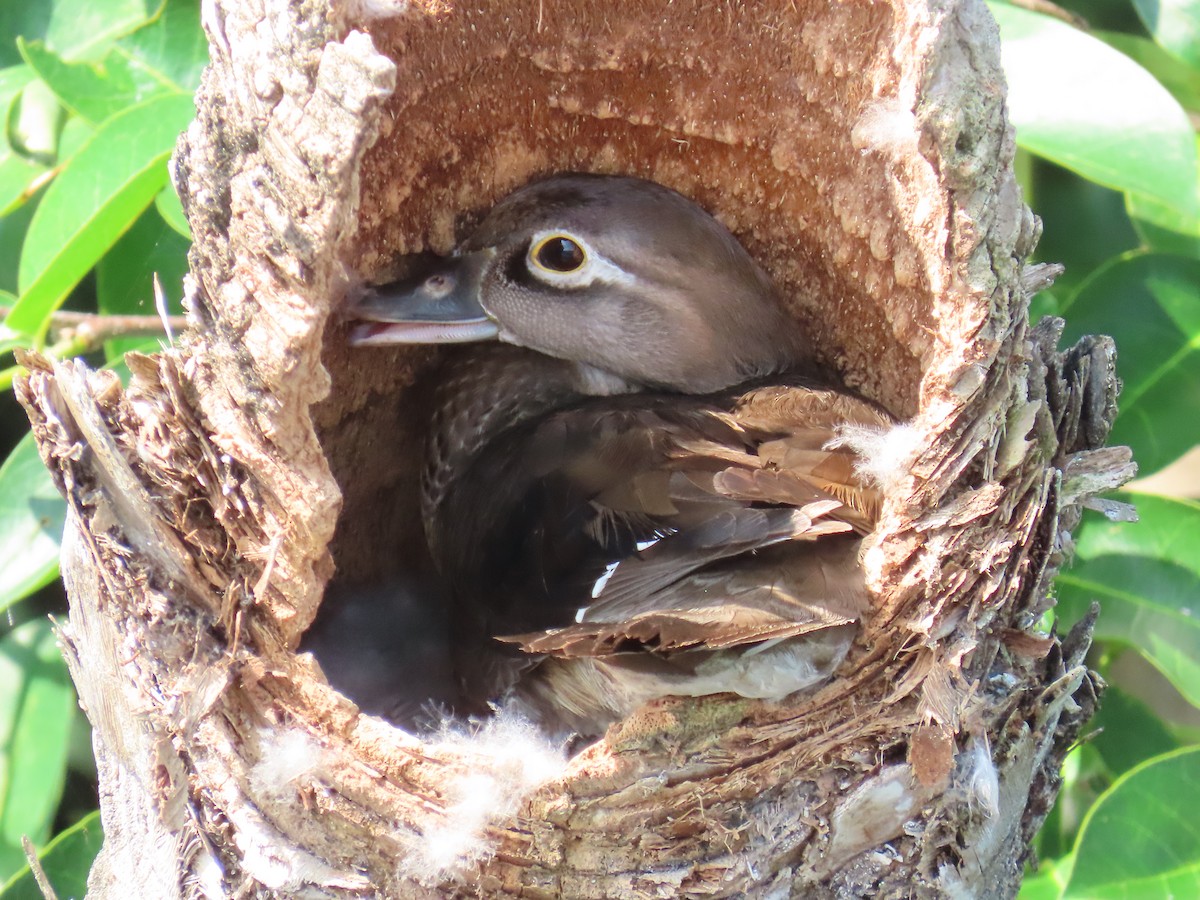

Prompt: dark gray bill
[{"left": 349, "top": 250, "right": 499, "bottom": 345}]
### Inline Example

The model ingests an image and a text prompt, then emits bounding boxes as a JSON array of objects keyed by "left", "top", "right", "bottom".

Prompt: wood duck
[{"left": 350, "top": 174, "right": 892, "bottom": 736}]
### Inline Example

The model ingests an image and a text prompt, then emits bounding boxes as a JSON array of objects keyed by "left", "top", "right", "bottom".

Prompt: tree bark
[{"left": 16, "top": 0, "right": 1133, "bottom": 897}]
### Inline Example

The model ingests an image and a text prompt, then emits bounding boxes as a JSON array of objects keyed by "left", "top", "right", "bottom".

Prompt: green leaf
[
  {"left": 0, "top": 156, "right": 44, "bottom": 220},
  {"left": 1036, "top": 745, "right": 1098, "bottom": 863},
  {"left": 3, "top": 92, "right": 195, "bottom": 338},
  {"left": 154, "top": 181, "right": 190, "bottom": 239},
  {"left": 0, "top": 620, "right": 75, "bottom": 881},
  {"left": 1090, "top": 686, "right": 1181, "bottom": 776},
  {"left": 0, "top": 65, "right": 35, "bottom": 151},
  {"left": 1029, "top": 289, "right": 1059, "bottom": 322},
  {"left": 1020, "top": 861, "right": 1068, "bottom": 900},
  {"left": 0, "top": 810, "right": 102, "bottom": 900},
  {"left": 0, "top": 11, "right": 48, "bottom": 70},
  {"left": 1133, "top": 0, "right": 1200, "bottom": 71},
  {"left": 18, "top": 38, "right": 177, "bottom": 124},
  {"left": 1023, "top": 159, "right": 1141, "bottom": 299},
  {"left": 55, "top": 112, "right": 93, "bottom": 163},
  {"left": 1128, "top": 191, "right": 1200, "bottom": 257},
  {"left": 46, "top": 0, "right": 159, "bottom": 64},
  {"left": 0, "top": 0, "right": 157, "bottom": 67},
  {"left": 1054, "top": 745, "right": 1112, "bottom": 860},
  {"left": 15, "top": 0, "right": 206, "bottom": 126},
  {"left": 97, "top": 204, "right": 189, "bottom": 359},
  {"left": 0, "top": 434, "right": 65, "bottom": 614},
  {"left": 119, "top": 0, "right": 207, "bottom": 94},
  {"left": 1100, "top": 31, "right": 1200, "bottom": 114},
  {"left": 1057, "top": 493, "right": 1200, "bottom": 708},
  {"left": 1049, "top": 0, "right": 1145, "bottom": 31},
  {"left": 1059, "top": 252, "right": 1200, "bottom": 475},
  {"left": 0, "top": 69, "right": 44, "bottom": 215},
  {"left": 1065, "top": 747, "right": 1200, "bottom": 898},
  {"left": 0, "top": 194, "right": 39, "bottom": 297},
  {"left": 991, "top": 3, "right": 1200, "bottom": 230},
  {"left": 10, "top": 80, "right": 62, "bottom": 165}
]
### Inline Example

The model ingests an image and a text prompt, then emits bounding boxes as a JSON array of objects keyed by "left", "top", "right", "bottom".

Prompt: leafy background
[{"left": 0, "top": 0, "right": 1196, "bottom": 896}]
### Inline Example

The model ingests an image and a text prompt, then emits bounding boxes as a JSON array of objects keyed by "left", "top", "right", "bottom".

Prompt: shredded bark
[{"left": 14, "top": 0, "right": 1130, "bottom": 897}]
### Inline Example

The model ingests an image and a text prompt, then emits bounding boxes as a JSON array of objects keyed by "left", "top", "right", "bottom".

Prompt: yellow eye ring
[{"left": 529, "top": 234, "right": 587, "bottom": 274}]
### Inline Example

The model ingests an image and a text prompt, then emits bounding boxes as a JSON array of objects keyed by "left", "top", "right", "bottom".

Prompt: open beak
[{"left": 349, "top": 250, "right": 500, "bottom": 345}]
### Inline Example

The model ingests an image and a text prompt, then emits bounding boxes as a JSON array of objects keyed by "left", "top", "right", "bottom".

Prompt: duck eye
[{"left": 530, "top": 235, "right": 587, "bottom": 273}]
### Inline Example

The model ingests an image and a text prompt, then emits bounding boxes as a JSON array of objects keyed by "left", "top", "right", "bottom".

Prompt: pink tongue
[{"left": 349, "top": 320, "right": 498, "bottom": 345}]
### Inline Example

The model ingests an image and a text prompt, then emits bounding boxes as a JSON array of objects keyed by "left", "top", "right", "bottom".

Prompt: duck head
[{"left": 352, "top": 174, "right": 811, "bottom": 393}]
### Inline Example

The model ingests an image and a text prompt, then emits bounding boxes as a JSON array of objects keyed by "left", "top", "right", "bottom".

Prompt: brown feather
[
  {"left": 428, "top": 366, "right": 895, "bottom": 725},
  {"left": 501, "top": 536, "right": 869, "bottom": 657}
]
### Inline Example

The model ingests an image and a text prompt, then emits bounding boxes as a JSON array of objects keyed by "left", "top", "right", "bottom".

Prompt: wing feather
[{"left": 442, "top": 378, "right": 894, "bottom": 702}]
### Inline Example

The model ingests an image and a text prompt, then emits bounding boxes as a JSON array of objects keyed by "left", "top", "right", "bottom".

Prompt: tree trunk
[{"left": 16, "top": 0, "right": 1133, "bottom": 896}]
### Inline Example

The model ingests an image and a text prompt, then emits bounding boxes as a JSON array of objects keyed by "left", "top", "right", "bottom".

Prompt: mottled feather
[{"left": 426, "top": 349, "right": 892, "bottom": 720}]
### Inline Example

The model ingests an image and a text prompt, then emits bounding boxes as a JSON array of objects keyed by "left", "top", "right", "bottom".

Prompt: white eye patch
[{"left": 525, "top": 230, "right": 636, "bottom": 289}]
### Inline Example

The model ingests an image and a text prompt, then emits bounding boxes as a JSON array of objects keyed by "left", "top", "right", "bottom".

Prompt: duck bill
[{"left": 349, "top": 250, "right": 499, "bottom": 345}]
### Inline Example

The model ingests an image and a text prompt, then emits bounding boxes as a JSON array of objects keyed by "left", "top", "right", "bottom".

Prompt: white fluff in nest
[
  {"left": 187, "top": 849, "right": 228, "bottom": 900},
  {"left": 247, "top": 728, "right": 328, "bottom": 800},
  {"left": 851, "top": 98, "right": 921, "bottom": 159},
  {"left": 401, "top": 706, "right": 568, "bottom": 883},
  {"left": 938, "top": 737, "right": 1004, "bottom": 894},
  {"left": 961, "top": 736, "right": 1000, "bottom": 820},
  {"left": 346, "top": 0, "right": 411, "bottom": 19},
  {"left": 826, "top": 421, "right": 923, "bottom": 497}
]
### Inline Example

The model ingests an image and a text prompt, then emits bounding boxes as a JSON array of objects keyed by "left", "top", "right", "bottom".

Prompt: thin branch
[
  {"left": 1004, "top": 0, "right": 1089, "bottom": 29},
  {"left": 0, "top": 306, "right": 189, "bottom": 349},
  {"left": 0, "top": 306, "right": 188, "bottom": 391},
  {"left": 21, "top": 835, "right": 60, "bottom": 900}
]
